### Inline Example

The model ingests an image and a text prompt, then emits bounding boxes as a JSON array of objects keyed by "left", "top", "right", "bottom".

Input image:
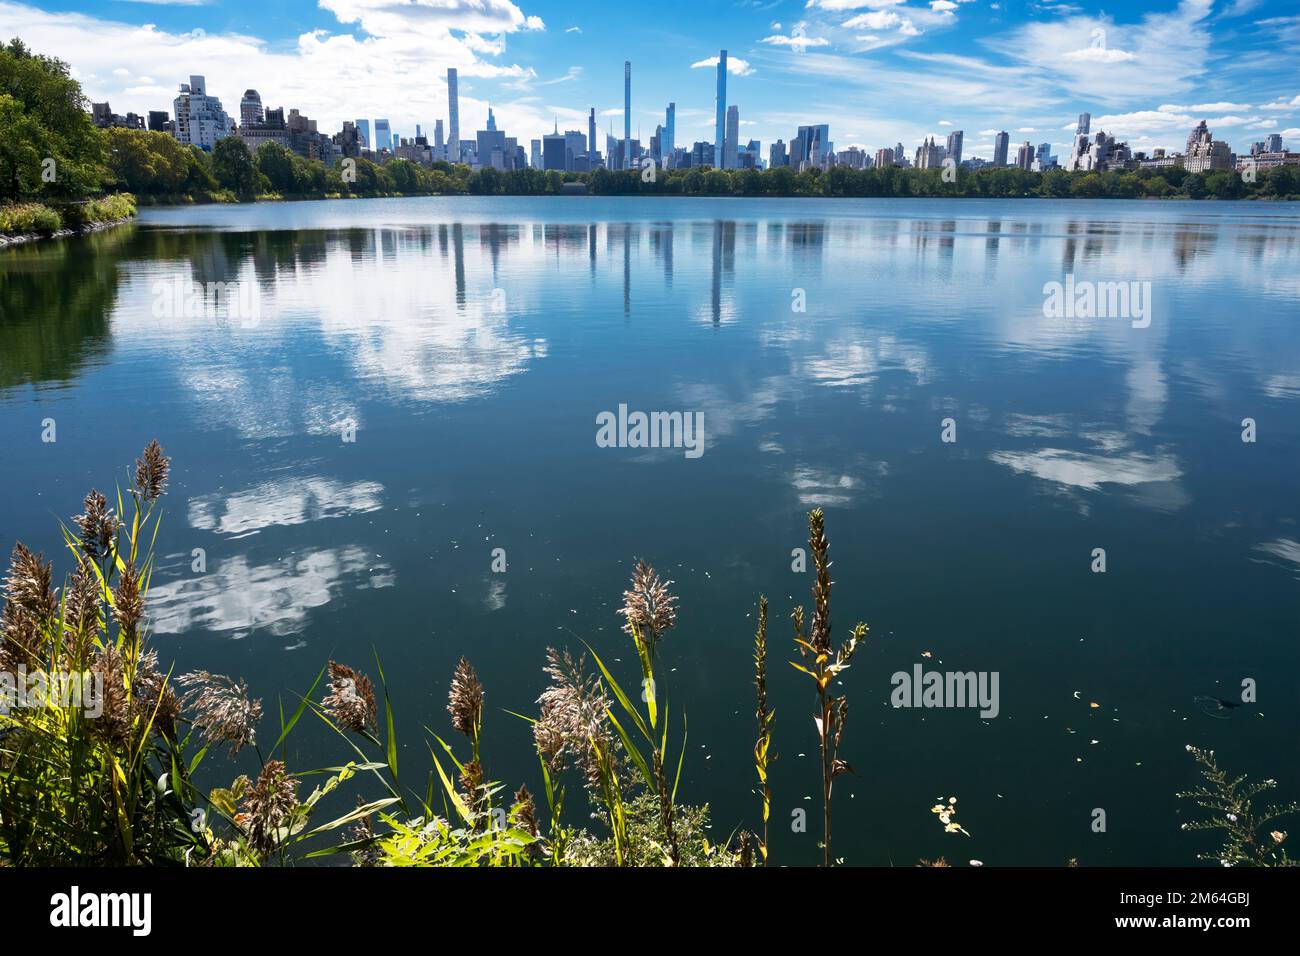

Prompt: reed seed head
[
  {"left": 241, "top": 760, "right": 298, "bottom": 855},
  {"left": 322, "top": 660, "right": 377, "bottom": 734},
  {"left": 4, "top": 542, "right": 56, "bottom": 622},
  {"left": 535, "top": 647, "right": 615, "bottom": 791},
  {"left": 133, "top": 649, "right": 181, "bottom": 740},
  {"left": 73, "top": 490, "right": 120, "bottom": 560},
  {"left": 134, "top": 440, "right": 170, "bottom": 504},
  {"left": 91, "top": 643, "right": 130, "bottom": 746},
  {"left": 618, "top": 560, "right": 678, "bottom": 647},
  {"left": 111, "top": 561, "right": 145, "bottom": 643},
  {"left": 177, "top": 670, "right": 263, "bottom": 755},
  {"left": 63, "top": 560, "right": 101, "bottom": 640},
  {"left": 808, "top": 509, "right": 832, "bottom": 654},
  {"left": 512, "top": 784, "right": 538, "bottom": 837},
  {"left": 447, "top": 656, "right": 484, "bottom": 740}
]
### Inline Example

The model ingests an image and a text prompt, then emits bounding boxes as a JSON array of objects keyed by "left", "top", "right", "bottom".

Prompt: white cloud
[
  {"left": 565, "top": 25, "right": 581, "bottom": 33},
  {"left": 1063, "top": 45, "right": 1136, "bottom": 63},
  {"left": 843, "top": 10, "right": 904, "bottom": 29},
  {"left": 805, "top": 0, "right": 906, "bottom": 9},
  {"left": 759, "top": 26, "right": 831, "bottom": 52},
  {"left": 691, "top": 54, "right": 756, "bottom": 75},
  {"left": 1158, "top": 101, "right": 1253, "bottom": 112},
  {"left": 988, "top": 0, "right": 1215, "bottom": 102}
]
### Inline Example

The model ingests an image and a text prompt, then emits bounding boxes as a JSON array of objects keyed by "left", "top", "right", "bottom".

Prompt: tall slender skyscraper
[
  {"left": 945, "top": 130, "right": 963, "bottom": 166},
  {"left": 588, "top": 107, "right": 597, "bottom": 164},
  {"left": 447, "top": 68, "right": 460, "bottom": 162},
  {"left": 665, "top": 102, "right": 675, "bottom": 160},
  {"left": 1076, "top": 112, "right": 1091, "bottom": 137},
  {"left": 715, "top": 50, "right": 727, "bottom": 168},
  {"left": 724, "top": 105, "right": 739, "bottom": 169},
  {"left": 623, "top": 61, "right": 632, "bottom": 169},
  {"left": 993, "top": 131, "right": 1010, "bottom": 167}
]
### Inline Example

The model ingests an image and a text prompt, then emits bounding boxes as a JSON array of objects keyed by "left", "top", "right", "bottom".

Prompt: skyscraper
[
  {"left": 715, "top": 50, "right": 727, "bottom": 168},
  {"left": 447, "top": 68, "right": 460, "bottom": 163},
  {"left": 792, "top": 125, "right": 829, "bottom": 169},
  {"left": 564, "top": 129, "right": 587, "bottom": 169},
  {"left": 993, "top": 131, "right": 1010, "bottom": 167},
  {"left": 239, "top": 90, "right": 263, "bottom": 128},
  {"left": 945, "top": 130, "right": 963, "bottom": 166},
  {"left": 724, "top": 105, "right": 739, "bottom": 169},
  {"left": 624, "top": 60, "right": 632, "bottom": 169},
  {"left": 1015, "top": 140, "right": 1034, "bottom": 170},
  {"left": 356, "top": 119, "right": 370, "bottom": 149},
  {"left": 172, "top": 75, "right": 234, "bottom": 151},
  {"left": 588, "top": 107, "right": 598, "bottom": 165},
  {"left": 665, "top": 103, "right": 675, "bottom": 159},
  {"left": 434, "top": 119, "right": 444, "bottom": 149},
  {"left": 375, "top": 119, "right": 392, "bottom": 152},
  {"left": 543, "top": 122, "right": 567, "bottom": 171},
  {"left": 1076, "top": 112, "right": 1091, "bottom": 137}
]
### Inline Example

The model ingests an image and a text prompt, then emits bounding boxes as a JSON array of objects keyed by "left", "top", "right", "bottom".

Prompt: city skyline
[{"left": 2, "top": 0, "right": 1299, "bottom": 158}]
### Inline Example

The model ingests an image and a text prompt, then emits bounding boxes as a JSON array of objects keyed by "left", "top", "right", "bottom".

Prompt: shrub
[{"left": 0, "top": 201, "right": 61, "bottom": 235}]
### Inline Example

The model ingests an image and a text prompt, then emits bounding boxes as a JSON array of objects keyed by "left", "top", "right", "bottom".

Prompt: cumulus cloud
[
  {"left": 760, "top": 33, "right": 831, "bottom": 50},
  {"left": 804, "top": 0, "right": 906, "bottom": 9},
  {"left": 988, "top": 0, "right": 1215, "bottom": 102},
  {"left": 690, "top": 54, "right": 756, "bottom": 75}
]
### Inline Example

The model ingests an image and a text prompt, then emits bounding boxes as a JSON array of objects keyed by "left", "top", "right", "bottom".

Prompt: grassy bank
[{"left": 0, "top": 193, "right": 136, "bottom": 238}]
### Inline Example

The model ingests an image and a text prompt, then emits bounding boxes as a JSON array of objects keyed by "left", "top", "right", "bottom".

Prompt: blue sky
[{"left": 4, "top": 0, "right": 1298, "bottom": 159}]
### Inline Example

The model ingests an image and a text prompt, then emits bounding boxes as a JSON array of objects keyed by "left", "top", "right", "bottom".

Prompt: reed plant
[
  {"left": 753, "top": 595, "right": 773, "bottom": 864},
  {"left": 789, "top": 509, "right": 868, "bottom": 866},
  {"left": 0, "top": 443, "right": 397, "bottom": 866}
]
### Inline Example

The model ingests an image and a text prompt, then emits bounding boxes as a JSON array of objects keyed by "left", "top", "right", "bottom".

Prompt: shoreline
[{"left": 0, "top": 215, "right": 134, "bottom": 248}]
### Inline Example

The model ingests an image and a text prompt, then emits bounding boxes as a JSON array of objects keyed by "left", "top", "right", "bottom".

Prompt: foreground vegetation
[
  {"left": 3, "top": 35, "right": 1297, "bottom": 219},
  {"left": 0, "top": 39, "right": 135, "bottom": 235},
  {"left": 0, "top": 442, "right": 1293, "bottom": 867},
  {"left": 0, "top": 193, "right": 135, "bottom": 237}
]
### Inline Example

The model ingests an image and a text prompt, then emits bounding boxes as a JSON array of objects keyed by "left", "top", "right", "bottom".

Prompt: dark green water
[{"left": 1, "top": 197, "right": 1297, "bottom": 866}]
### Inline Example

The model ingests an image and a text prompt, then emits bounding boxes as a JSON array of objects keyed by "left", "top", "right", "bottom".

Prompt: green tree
[
  {"left": 210, "top": 136, "right": 263, "bottom": 198},
  {"left": 102, "top": 128, "right": 213, "bottom": 196},
  {"left": 254, "top": 141, "right": 296, "bottom": 194},
  {"left": 1070, "top": 173, "right": 1106, "bottom": 198},
  {"left": 0, "top": 38, "right": 105, "bottom": 200}
]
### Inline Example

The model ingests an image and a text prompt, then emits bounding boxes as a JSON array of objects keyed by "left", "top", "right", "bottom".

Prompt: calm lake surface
[{"left": 2, "top": 197, "right": 1297, "bottom": 865}]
